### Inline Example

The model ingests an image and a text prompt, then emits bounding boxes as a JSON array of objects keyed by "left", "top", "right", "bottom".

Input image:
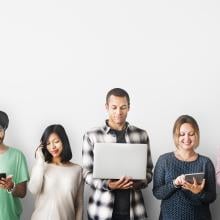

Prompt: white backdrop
[{"left": 1, "top": 1, "right": 220, "bottom": 219}]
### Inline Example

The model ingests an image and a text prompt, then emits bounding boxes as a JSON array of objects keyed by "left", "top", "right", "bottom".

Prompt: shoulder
[
  {"left": 84, "top": 125, "right": 105, "bottom": 136},
  {"left": 128, "top": 125, "right": 147, "bottom": 133},
  {"left": 69, "top": 163, "right": 83, "bottom": 182},
  {"left": 8, "top": 147, "right": 26, "bottom": 158},
  {"left": 83, "top": 125, "right": 108, "bottom": 144},
  {"left": 69, "top": 163, "right": 83, "bottom": 173},
  {"left": 73, "top": 163, "right": 83, "bottom": 170},
  {"left": 154, "top": 153, "right": 177, "bottom": 173},
  {"left": 128, "top": 125, "right": 149, "bottom": 139},
  {"left": 156, "top": 152, "right": 174, "bottom": 163},
  {"left": 198, "top": 154, "right": 214, "bottom": 165},
  {"left": 125, "top": 124, "right": 150, "bottom": 144}
]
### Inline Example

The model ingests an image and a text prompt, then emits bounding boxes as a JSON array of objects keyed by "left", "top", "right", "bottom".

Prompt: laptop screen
[{"left": 93, "top": 143, "right": 148, "bottom": 180}]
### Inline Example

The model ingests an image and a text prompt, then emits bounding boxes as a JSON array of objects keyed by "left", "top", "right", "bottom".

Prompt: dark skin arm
[
  {"left": 108, "top": 176, "right": 134, "bottom": 190},
  {"left": 0, "top": 176, "right": 27, "bottom": 198}
]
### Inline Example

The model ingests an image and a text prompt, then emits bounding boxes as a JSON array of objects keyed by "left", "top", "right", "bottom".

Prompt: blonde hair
[{"left": 173, "top": 115, "right": 200, "bottom": 148}]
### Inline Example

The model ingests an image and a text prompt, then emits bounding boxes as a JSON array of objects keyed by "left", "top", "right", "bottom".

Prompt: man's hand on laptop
[{"left": 108, "top": 176, "right": 133, "bottom": 190}]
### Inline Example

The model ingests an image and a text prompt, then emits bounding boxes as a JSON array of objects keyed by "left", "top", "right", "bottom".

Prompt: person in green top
[{"left": 0, "top": 110, "right": 29, "bottom": 220}]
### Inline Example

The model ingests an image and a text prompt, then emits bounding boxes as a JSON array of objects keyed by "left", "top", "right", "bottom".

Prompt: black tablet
[{"left": 184, "top": 172, "right": 204, "bottom": 184}]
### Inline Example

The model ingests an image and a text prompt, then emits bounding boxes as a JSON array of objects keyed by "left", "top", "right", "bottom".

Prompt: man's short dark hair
[
  {"left": 40, "top": 124, "right": 72, "bottom": 163},
  {"left": 0, "top": 111, "right": 9, "bottom": 130},
  {"left": 106, "top": 88, "right": 130, "bottom": 107}
]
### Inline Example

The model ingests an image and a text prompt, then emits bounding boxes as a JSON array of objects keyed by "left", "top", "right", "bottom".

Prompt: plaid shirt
[{"left": 82, "top": 121, "right": 153, "bottom": 220}]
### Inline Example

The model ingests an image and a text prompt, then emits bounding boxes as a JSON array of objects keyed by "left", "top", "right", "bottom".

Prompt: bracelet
[
  {"left": 7, "top": 182, "right": 16, "bottom": 194},
  {"left": 173, "top": 180, "right": 180, "bottom": 188}
]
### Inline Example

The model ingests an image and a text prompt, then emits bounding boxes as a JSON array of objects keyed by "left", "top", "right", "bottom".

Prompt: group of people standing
[{"left": 0, "top": 87, "right": 219, "bottom": 220}]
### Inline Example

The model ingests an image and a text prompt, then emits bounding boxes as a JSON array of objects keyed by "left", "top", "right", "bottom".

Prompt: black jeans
[
  {"left": 88, "top": 214, "right": 130, "bottom": 220},
  {"left": 112, "top": 214, "right": 130, "bottom": 220}
]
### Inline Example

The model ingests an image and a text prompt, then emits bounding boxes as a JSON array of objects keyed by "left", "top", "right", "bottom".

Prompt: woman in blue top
[{"left": 153, "top": 115, "right": 216, "bottom": 220}]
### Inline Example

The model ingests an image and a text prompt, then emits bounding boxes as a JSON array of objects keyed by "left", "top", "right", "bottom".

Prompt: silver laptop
[{"left": 93, "top": 143, "right": 147, "bottom": 180}]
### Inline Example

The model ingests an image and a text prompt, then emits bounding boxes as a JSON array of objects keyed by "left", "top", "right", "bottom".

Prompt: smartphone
[
  {"left": 184, "top": 172, "right": 205, "bottom": 184},
  {"left": 0, "top": 173, "right": 6, "bottom": 179}
]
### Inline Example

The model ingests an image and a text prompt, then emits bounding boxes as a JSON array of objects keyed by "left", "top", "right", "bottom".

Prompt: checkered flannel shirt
[{"left": 82, "top": 121, "right": 153, "bottom": 220}]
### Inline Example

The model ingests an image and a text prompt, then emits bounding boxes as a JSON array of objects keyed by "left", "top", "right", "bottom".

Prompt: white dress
[{"left": 28, "top": 162, "right": 83, "bottom": 220}]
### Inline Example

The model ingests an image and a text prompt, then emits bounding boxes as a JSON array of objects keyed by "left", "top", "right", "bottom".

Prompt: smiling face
[
  {"left": 106, "top": 95, "right": 130, "bottom": 130},
  {"left": 177, "top": 123, "right": 197, "bottom": 150},
  {"left": 46, "top": 133, "right": 63, "bottom": 159}
]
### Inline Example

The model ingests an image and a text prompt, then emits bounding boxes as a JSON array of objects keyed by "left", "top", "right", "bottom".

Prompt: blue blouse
[{"left": 153, "top": 152, "right": 216, "bottom": 220}]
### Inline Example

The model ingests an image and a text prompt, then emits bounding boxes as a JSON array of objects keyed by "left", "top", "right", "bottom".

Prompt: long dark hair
[{"left": 40, "top": 124, "right": 72, "bottom": 163}]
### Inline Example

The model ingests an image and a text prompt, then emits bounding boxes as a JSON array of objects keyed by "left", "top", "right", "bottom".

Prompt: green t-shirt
[{"left": 0, "top": 147, "right": 29, "bottom": 220}]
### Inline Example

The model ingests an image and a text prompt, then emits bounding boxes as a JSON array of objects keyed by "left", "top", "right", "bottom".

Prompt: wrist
[
  {"left": 173, "top": 179, "right": 180, "bottom": 188},
  {"left": 108, "top": 180, "right": 116, "bottom": 190},
  {"left": 108, "top": 180, "right": 113, "bottom": 190},
  {"left": 106, "top": 180, "right": 112, "bottom": 191},
  {"left": 7, "top": 182, "right": 16, "bottom": 193}
]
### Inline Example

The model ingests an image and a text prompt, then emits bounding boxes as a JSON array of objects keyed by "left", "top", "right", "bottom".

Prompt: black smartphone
[{"left": 0, "top": 173, "right": 6, "bottom": 179}]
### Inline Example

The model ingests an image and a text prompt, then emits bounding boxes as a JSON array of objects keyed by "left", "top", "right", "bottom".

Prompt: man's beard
[{"left": 0, "top": 138, "right": 3, "bottom": 144}]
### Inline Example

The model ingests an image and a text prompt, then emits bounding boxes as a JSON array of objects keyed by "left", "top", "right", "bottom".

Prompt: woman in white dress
[{"left": 28, "top": 124, "right": 83, "bottom": 220}]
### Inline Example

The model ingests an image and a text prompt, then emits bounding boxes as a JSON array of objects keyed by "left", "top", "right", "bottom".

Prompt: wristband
[
  {"left": 173, "top": 180, "right": 180, "bottom": 188},
  {"left": 7, "top": 182, "right": 16, "bottom": 193}
]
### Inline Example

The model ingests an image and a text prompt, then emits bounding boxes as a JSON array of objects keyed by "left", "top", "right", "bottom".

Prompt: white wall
[{"left": 1, "top": 1, "right": 220, "bottom": 219}]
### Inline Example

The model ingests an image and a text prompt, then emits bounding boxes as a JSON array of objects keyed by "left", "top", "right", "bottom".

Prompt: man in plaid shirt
[{"left": 82, "top": 88, "right": 153, "bottom": 220}]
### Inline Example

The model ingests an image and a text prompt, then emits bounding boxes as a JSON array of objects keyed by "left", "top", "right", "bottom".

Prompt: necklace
[{"left": 174, "top": 150, "right": 198, "bottom": 162}]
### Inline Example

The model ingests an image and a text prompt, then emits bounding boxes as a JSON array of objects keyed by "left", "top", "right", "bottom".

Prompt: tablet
[{"left": 184, "top": 172, "right": 204, "bottom": 184}]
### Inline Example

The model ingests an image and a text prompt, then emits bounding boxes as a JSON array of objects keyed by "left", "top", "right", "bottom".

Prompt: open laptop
[{"left": 93, "top": 143, "right": 148, "bottom": 180}]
